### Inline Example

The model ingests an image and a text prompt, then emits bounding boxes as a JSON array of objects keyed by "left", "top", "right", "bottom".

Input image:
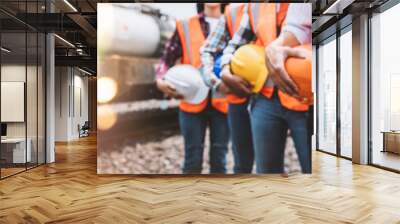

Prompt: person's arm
[
  {"left": 265, "top": 3, "right": 312, "bottom": 98},
  {"left": 280, "top": 3, "right": 312, "bottom": 46},
  {"left": 219, "top": 6, "right": 256, "bottom": 97},
  {"left": 155, "top": 29, "right": 183, "bottom": 80},
  {"left": 155, "top": 29, "right": 184, "bottom": 99},
  {"left": 220, "top": 7, "right": 255, "bottom": 68},
  {"left": 200, "top": 16, "right": 230, "bottom": 91}
]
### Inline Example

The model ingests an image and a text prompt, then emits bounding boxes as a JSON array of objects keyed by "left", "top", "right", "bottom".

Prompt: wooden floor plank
[{"left": 0, "top": 135, "right": 399, "bottom": 223}]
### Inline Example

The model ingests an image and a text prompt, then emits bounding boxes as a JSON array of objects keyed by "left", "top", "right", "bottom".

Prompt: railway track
[
  {"left": 98, "top": 51, "right": 183, "bottom": 150},
  {"left": 98, "top": 100, "right": 180, "bottom": 151}
]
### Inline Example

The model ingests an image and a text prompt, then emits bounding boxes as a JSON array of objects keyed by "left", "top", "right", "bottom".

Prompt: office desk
[
  {"left": 1, "top": 138, "right": 31, "bottom": 163},
  {"left": 382, "top": 131, "right": 400, "bottom": 154}
]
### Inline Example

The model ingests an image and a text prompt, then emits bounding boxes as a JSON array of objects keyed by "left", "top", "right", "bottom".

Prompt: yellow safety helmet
[{"left": 230, "top": 44, "right": 268, "bottom": 93}]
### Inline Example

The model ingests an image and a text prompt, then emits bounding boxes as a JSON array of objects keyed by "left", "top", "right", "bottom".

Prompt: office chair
[{"left": 79, "top": 121, "right": 90, "bottom": 138}]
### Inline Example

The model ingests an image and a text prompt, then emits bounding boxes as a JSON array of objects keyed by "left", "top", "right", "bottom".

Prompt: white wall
[
  {"left": 71, "top": 74, "right": 89, "bottom": 138},
  {"left": 55, "top": 67, "right": 69, "bottom": 141},
  {"left": 1, "top": 64, "right": 46, "bottom": 164},
  {"left": 1, "top": 65, "right": 30, "bottom": 138},
  {"left": 55, "top": 67, "right": 89, "bottom": 141},
  {"left": 312, "top": 45, "right": 316, "bottom": 150}
]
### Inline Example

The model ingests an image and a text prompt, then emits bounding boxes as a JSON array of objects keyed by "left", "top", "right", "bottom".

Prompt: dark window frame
[{"left": 0, "top": 0, "right": 47, "bottom": 180}]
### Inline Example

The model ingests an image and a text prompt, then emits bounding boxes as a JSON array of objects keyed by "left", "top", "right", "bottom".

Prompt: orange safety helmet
[{"left": 285, "top": 45, "right": 312, "bottom": 104}]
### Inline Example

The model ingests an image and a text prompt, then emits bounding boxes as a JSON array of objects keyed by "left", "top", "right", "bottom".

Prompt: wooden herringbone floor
[{"left": 1, "top": 135, "right": 400, "bottom": 224}]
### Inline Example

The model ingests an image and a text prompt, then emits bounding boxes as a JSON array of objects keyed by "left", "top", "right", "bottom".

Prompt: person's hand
[
  {"left": 156, "top": 79, "right": 183, "bottom": 99},
  {"left": 265, "top": 45, "right": 308, "bottom": 99},
  {"left": 220, "top": 65, "right": 252, "bottom": 97},
  {"left": 217, "top": 82, "right": 231, "bottom": 94}
]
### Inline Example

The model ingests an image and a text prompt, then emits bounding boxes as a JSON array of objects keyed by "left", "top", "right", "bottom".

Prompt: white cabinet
[{"left": 1, "top": 138, "right": 32, "bottom": 163}]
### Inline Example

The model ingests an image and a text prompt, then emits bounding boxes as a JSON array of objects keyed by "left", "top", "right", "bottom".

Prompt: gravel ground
[{"left": 98, "top": 130, "right": 302, "bottom": 174}]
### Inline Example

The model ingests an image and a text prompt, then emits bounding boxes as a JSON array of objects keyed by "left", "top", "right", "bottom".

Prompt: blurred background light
[
  {"left": 98, "top": 77, "right": 118, "bottom": 103},
  {"left": 98, "top": 105, "right": 117, "bottom": 130}
]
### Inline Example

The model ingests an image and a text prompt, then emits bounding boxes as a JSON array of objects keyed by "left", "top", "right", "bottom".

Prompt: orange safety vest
[
  {"left": 224, "top": 4, "right": 248, "bottom": 105},
  {"left": 225, "top": 4, "right": 246, "bottom": 38},
  {"left": 176, "top": 16, "right": 228, "bottom": 114},
  {"left": 249, "top": 3, "right": 311, "bottom": 112}
]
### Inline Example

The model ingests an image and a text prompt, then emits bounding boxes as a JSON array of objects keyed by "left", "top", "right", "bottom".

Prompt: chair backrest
[{"left": 82, "top": 121, "right": 90, "bottom": 129}]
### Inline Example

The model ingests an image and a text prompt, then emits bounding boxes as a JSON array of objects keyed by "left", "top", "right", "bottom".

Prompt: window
[
  {"left": 0, "top": 1, "right": 46, "bottom": 179},
  {"left": 339, "top": 28, "right": 352, "bottom": 158},
  {"left": 370, "top": 3, "right": 400, "bottom": 171},
  {"left": 317, "top": 36, "right": 337, "bottom": 154}
]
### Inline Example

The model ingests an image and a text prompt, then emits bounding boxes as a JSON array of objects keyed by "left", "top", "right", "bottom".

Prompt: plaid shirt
[
  {"left": 155, "top": 13, "right": 210, "bottom": 80},
  {"left": 200, "top": 4, "right": 255, "bottom": 90},
  {"left": 220, "top": 4, "right": 257, "bottom": 69},
  {"left": 199, "top": 16, "right": 230, "bottom": 89}
]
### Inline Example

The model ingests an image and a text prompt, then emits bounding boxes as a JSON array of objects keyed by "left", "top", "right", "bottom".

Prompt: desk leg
[{"left": 382, "top": 133, "right": 386, "bottom": 153}]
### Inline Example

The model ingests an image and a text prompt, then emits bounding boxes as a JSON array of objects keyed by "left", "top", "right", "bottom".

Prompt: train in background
[
  {"left": 97, "top": 4, "right": 180, "bottom": 146},
  {"left": 99, "top": 3, "right": 175, "bottom": 58}
]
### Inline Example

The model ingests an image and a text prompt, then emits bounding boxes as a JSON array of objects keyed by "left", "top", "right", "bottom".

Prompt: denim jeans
[
  {"left": 250, "top": 92, "right": 311, "bottom": 174},
  {"left": 228, "top": 102, "right": 254, "bottom": 173},
  {"left": 179, "top": 101, "right": 229, "bottom": 174},
  {"left": 307, "top": 106, "right": 314, "bottom": 153}
]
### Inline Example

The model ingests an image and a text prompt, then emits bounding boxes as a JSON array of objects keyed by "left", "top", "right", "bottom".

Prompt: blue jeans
[
  {"left": 228, "top": 102, "right": 254, "bottom": 173},
  {"left": 250, "top": 92, "right": 311, "bottom": 173},
  {"left": 307, "top": 106, "right": 314, "bottom": 153},
  {"left": 179, "top": 102, "right": 229, "bottom": 174}
]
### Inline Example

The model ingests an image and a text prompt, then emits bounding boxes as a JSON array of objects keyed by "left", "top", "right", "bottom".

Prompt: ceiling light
[
  {"left": 78, "top": 67, "right": 93, "bottom": 76},
  {"left": 63, "top": 0, "right": 78, "bottom": 12},
  {"left": 323, "top": 0, "right": 355, "bottom": 15},
  {"left": 1, "top": 47, "right": 11, "bottom": 53},
  {"left": 54, "top": 34, "right": 75, "bottom": 48}
]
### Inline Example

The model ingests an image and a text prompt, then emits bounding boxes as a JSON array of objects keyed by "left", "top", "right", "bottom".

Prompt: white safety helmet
[{"left": 165, "top": 65, "right": 209, "bottom": 104}]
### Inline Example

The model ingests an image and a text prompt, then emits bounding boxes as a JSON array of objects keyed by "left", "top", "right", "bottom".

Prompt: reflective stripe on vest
[
  {"left": 277, "top": 3, "right": 289, "bottom": 29},
  {"left": 225, "top": 4, "right": 245, "bottom": 38},
  {"left": 176, "top": 16, "right": 228, "bottom": 114},
  {"left": 249, "top": 3, "right": 310, "bottom": 112},
  {"left": 182, "top": 21, "right": 193, "bottom": 65},
  {"left": 249, "top": 3, "right": 278, "bottom": 91},
  {"left": 177, "top": 17, "right": 204, "bottom": 67},
  {"left": 249, "top": 3, "right": 277, "bottom": 47},
  {"left": 249, "top": 3, "right": 260, "bottom": 33}
]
